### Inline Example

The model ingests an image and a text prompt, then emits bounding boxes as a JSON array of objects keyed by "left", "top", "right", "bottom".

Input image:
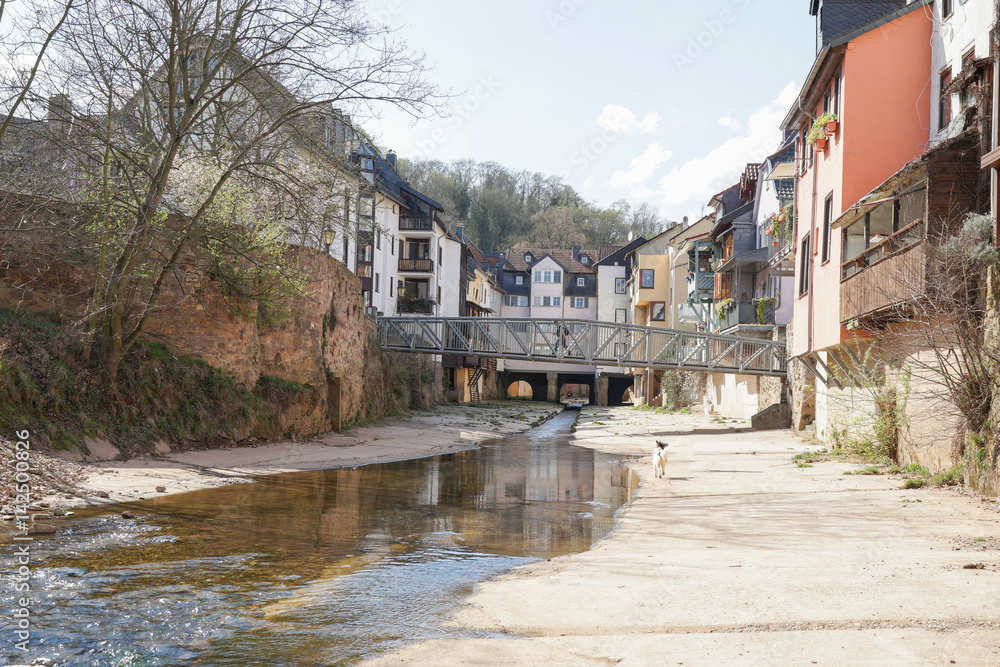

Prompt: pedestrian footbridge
[{"left": 376, "top": 317, "right": 787, "bottom": 376}]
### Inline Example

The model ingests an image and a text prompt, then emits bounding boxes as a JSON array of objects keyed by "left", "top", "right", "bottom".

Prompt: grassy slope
[{"left": 0, "top": 307, "right": 310, "bottom": 456}]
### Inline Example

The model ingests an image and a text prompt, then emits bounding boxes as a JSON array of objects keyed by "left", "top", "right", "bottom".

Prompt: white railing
[{"left": 377, "top": 317, "right": 786, "bottom": 376}]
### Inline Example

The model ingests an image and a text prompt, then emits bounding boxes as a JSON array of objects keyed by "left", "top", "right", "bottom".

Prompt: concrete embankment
[{"left": 367, "top": 406, "right": 1000, "bottom": 666}]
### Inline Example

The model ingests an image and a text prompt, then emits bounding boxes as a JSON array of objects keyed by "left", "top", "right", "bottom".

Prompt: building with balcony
[{"left": 780, "top": 0, "right": 993, "bottom": 467}]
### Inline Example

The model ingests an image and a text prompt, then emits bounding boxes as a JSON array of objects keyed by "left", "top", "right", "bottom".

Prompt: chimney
[
  {"left": 47, "top": 94, "right": 72, "bottom": 123},
  {"left": 456, "top": 224, "right": 464, "bottom": 240},
  {"left": 386, "top": 150, "right": 397, "bottom": 170},
  {"left": 572, "top": 245, "right": 580, "bottom": 260},
  {"left": 683, "top": 216, "right": 689, "bottom": 227}
]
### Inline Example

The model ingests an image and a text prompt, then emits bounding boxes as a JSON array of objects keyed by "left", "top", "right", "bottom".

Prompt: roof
[
  {"left": 506, "top": 247, "right": 599, "bottom": 274},
  {"left": 710, "top": 200, "right": 754, "bottom": 238},
  {"left": 598, "top": 245, "right": 622, "bottom": 261},
  {"left": 812, "top": 1, "right": 907, "bottom": 49},
  {"left": 595, "top": 238, "right": 647, "bottom": 267},
  {"left": 368, "top": 148, "right": 443, "bottom": 212}
]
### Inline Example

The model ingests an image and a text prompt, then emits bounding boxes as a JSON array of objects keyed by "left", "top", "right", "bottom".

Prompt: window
[
  {"left": 507, "top": 295, "right": 528, "bottom": 307},
  {"left": 391, "top": 235, "right": 395, "bottom": 255},
  {"left": 640, "top": 269, "right": 654, "bottom": 289},
  {"left": 543, "top": 296, "right": 552, "bottom": 307},
  {"left": 438, "top": 247, "right": 442, "bottom": 264},
  {"left": 553, "top": 297, "right": 561, "bottom": 307},
  {"left": 390, "top": 281, "right": 394, "bottom": 297},
  {"left": 376, "top": 233, "right": 380, "bottom": 250},
  {"left": 939, "top": 67, "right": 952, "bottom": 130},
  {"left": 515, "top": 275, "right": 524, "bottom": 285},
  {"left": 650, "top": 302, "right": 665, "bottom": 321},
  {"left": 822, "top": 194, "right": 833, "bottom": 263},
  {"left": 375, "top": 273, "right": 380, "bottom": 293},
  {"left": 524, "top": 252, "right": 532, "bottom": 263},
  {"left": 615, "top": 308, "right": 627, "bottom": 323},
  {"left": 573, "top": 297, "right": 589, "bottom": 309},
  {"left": 833, "top": 69, "right": 841, "bottom": 116},
  {"left": 615, "top": 278, "right": 626, "bottom": 294},
  {"left": 437, "top": 286, "right": 441, "bottom": 306},
  {"left": 533, "top": 296, "right": 541, "bottom": 306},
  {"left": 576, "top": 277, "right": 585, "bottom": 287},
  {"left": 580, "top": 255, "right": 589, "bottom": 264},
  {"left": 799, "top": 234, "right": 811, "bottom": 296},
  {"left": 533, "top": 270, "right": 561, "bottom": 283},
  {"left": 941, "top": 0, "right": 952, "bottom": 19}
]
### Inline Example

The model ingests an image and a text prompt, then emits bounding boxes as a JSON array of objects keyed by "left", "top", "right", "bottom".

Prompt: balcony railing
[
  {"left": 398, "top": 297, "right": 436, "bottom": 314},
  {"left": 687, "top": 272, "right": 715, "bottom": 300},
  {"left": 717, "top": 300, "right": 775, "bottom": 330},
  {"left": 840, "top": 241, "right": 925, "bottom": 324},
  {"left": 398, "top": 258, "right": 434, "bottom": 273},
  {"left": 399, "top": 216, "right": 433, "bottom": 231}
]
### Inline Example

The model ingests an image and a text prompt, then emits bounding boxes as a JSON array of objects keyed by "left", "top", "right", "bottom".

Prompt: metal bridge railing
[{"left": 377, "top": 317, "right": 787, "bottom": 376}]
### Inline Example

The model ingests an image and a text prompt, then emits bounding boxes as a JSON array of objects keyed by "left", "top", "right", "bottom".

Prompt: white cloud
[
  {"left": 718, "top": 114, "right": 740, "bottom": 130},
  {"left": 596, "top": 105, "right": 660, "bottom": 134},
  {"left": 610, "top": 142, "right": 673, "bottom": 188},
  {"left": 657, "top": 82, "right": 798, "bottom": 216}
]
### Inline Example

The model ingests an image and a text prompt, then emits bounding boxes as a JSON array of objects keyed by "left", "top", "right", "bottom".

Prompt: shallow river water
[{"left": 2, "top": 410, "right": 636, "bottom": 666}]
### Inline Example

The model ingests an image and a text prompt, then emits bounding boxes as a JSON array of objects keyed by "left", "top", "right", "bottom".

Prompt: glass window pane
[
  {"left": 869, "top": 203, "right": 893, "bottom": 240},
  {"left": 899, "top": 190, "right": 924, "bottom": 229},
  {"left": 844, "top": 220, "right": 866, "bottom": 262}
]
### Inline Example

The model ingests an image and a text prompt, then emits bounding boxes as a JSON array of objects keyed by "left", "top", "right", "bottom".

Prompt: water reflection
[{"left": 1, "top": 411, "right": 636, "bottom": 666}]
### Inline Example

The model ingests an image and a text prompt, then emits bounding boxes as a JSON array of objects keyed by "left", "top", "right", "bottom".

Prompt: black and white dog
[{"left": 653, "top": 440, "right": 669, "bottom": 479}]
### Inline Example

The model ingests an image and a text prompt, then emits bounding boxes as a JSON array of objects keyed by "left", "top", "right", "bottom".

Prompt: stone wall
[{"left": 0, "top": 197, "right": 417, "bottom": 438}]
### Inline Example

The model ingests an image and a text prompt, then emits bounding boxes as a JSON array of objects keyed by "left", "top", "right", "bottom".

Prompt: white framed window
[
  {"left": 515, "top": 275, "right": 524, "bottom": 285},
  {"left": 533, "top": 296, "right": 542, "bottom": 306},
  {"left": 615, "top": 308, "right": 626, "bottom": 323},
  {"left": 615, "top": 278, "right": 626, "bottom": 294},
  {"left": 573, "top": 297, "right": 588, "bottom": 309},
  {"left": 576, "top": 277, "right": 585, "bottom": 287},
  {"left": 375, "top": 273, "right": 380, "bottom": 293},
  {"left": 553, "top": 270, "right": 562, "bottom": 283},
  {"left": 553, "top": 297, "right": 561, "bottom": 307},
  {"left": 542, "top": 296, "right": 552, "bottom": 307},
  {"left": 534, "top": 270, "right": 543, "bottom": 282}
]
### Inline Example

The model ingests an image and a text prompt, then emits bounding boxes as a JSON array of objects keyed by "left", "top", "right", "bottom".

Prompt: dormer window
[
  {"left": 524, "top": 252, "right": 533, "bottom": 263},
  {"left": 580, "top": 255, "right": 589, "bottom": 264}
]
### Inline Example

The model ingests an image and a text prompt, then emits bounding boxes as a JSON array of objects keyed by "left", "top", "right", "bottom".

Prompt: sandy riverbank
[
  {"left": 365, "top": 406, "right": 1000, "bottom": 666},
  {"left": 4, "top": 401, "right": 562, "bottom": 511}
]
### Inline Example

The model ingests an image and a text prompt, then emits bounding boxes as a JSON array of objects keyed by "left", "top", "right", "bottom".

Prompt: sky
[{"left": 362, "top": 0, "right": 818, "bottom": 224}]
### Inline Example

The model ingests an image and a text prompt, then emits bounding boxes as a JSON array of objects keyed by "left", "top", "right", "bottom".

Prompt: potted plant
[
  {"left": 716, "top": 297, "right": 734, "bottom": 324},
  {"left": 754, "top": 296, "right": 777, "bottom": 325},
  {"left": 807, "top": 113, "right": 838, "bottom": 145},
  {"left": 815, "top": 135, "right": 827, "bottom": 150}
]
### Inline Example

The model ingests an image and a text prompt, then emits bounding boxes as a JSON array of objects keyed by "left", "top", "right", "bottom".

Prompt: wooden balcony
[
  {"left": 840, "top": 241, "right": 925, "bottom": 324},
  {"left": 398, "top": 258, "right": 434, "bottom": 273}
]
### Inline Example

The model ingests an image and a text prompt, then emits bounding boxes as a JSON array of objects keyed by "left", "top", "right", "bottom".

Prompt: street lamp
[{"left": 322, "top": 228, "right": 336, "bottom": 253}]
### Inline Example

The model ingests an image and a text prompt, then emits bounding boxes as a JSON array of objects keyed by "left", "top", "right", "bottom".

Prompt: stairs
[
  {"left": 468, "top": 357, "right": 495, "bottom": 403},
  {"left": 469, "top": 367, "right": 485, "bottom": 402}
]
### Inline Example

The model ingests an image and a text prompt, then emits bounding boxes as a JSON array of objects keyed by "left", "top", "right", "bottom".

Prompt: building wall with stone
[{"left": 0, "top": 196, "right": 428, "bottom": 439}]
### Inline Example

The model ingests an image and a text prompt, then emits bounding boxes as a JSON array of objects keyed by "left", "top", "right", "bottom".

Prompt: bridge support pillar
[
  {"left": 547, "top": 373, "right": 559, "bottom": 403},
  {"left": 644, "top": 370, "right": 657, "bottom": 407},
  {"left": 597, "top": 375, "right": 609, "bottom": 407}
]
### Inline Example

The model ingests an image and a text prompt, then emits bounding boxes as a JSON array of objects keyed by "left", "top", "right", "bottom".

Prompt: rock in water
[
  {"left": 121, "top": 511, "right": 135, "bottom": 519},
  {"left": 155, "top": 486, "right": 166, "bottom": 493},
  {"left": 27, "top": 524, "right": 56, "bottom": 535}
]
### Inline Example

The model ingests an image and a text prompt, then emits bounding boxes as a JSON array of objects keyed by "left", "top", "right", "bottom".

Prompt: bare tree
[{"left": 1, "top": 0, "right": 439, "bottom": 380}]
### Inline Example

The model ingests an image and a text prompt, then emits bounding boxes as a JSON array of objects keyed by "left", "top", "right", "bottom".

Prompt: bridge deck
[{"left": 377, "top": 317, "right": 787, "bottom": 376}]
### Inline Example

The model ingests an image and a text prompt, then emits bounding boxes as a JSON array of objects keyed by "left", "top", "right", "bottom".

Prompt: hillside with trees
[{"left": 398, "top": 158, "right": 668, "bottom": 251}]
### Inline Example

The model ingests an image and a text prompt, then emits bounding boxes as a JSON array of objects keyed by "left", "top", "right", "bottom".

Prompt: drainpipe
[{"left": 796, "top": 93, "right": 818, "bottom": 355}]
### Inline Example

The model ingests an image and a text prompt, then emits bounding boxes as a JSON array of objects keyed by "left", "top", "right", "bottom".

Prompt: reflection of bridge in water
[{"left": 377, "top": 316, "right": 787, "bottom": 376}]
